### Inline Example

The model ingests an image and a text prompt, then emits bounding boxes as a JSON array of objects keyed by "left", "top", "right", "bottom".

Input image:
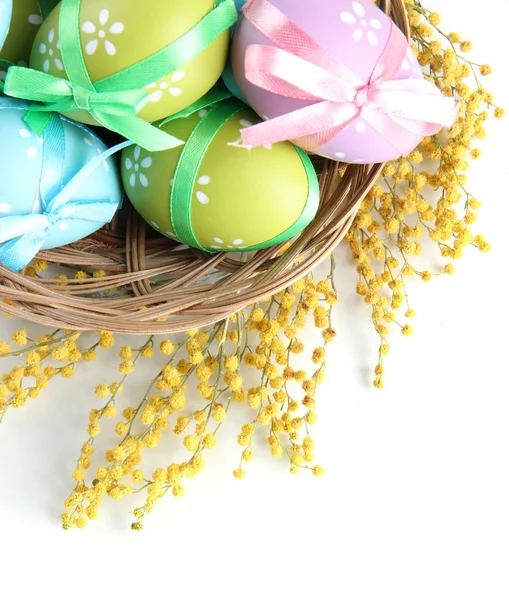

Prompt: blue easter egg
[
  {"left": 0, "top": 99, "right": 122, "bottom": 254},
  {"left": 0, "top": 0, "right": 12, "bottom": 51}
]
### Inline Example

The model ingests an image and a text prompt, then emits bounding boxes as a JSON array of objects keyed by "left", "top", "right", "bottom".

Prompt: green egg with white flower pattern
[
  {"left": 29, "top": 0, "right": 231, "bottom": 125},
  {"left": 121, "top": 103, "right": 319, "bottom": 253},
  {"left": 0, "top": 0, "right": 42, "bottom": 67}
]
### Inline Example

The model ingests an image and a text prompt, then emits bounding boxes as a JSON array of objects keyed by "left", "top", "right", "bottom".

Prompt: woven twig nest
[{"left": 0, "top": 0, "right": 409, "bottom": 335}]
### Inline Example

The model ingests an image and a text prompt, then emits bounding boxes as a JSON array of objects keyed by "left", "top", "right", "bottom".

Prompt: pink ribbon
[{"left": 240, "top": 0, "right": 457, "bottom": 153}]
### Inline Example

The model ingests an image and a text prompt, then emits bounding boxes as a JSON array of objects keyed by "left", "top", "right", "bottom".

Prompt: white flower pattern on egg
[
  {"left": 125, "top": 146, "right": 152, "bottom": 188},
  {"left": 145, "top": 71, "right": 186, "bottom": 103},
  {"left": 335, "top": 151, "right": 366, "bottom": 164},
  {"left": 210, "top": 238, "right": 246, "bottom": 250},
  {"left": 19, "top": 127, "right": 43, "bottom": 160},
  {"left": 28, "top": 13, "right": 42, "bottom": 25},
  {"left": 196, "top": 175, "right": 211, "bottom": 205},
  {"left": 38, "top": 28, "right": 64, "bottom": 72},
  {"left": 340, "top": 1, "right": 382, "bottom": 47},
  {"left": 402, "top": 47, "right": 421, "bottom": 77},
  {"left": 82, "top": 9, "right": 124, "bottom": 56}
]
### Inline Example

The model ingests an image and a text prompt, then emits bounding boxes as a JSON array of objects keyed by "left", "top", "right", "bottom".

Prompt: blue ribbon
[{"left": 0, "top": 97, "right": 130, "bottom": 272}]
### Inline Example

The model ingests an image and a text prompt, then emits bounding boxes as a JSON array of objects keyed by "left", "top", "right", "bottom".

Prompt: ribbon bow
[
  {"left": 3, "top": 0, "right": 238, "bottom": 152},
  {"left": 0, "top": 199, "right": 118, "bottom": 272},
  {"left": 5, "top": 66, "right": 152, "bottom": 132},
  {"left": 239, "top": 0, "right": 457, "bottom": 155},
  {"left": 0, "top": 97, "right": 127, "bottom": 272}
]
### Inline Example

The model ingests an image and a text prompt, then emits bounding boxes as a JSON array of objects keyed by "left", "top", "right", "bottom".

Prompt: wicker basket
[{"left": 0, "top": 0, "right": 409, "bottom": 335}]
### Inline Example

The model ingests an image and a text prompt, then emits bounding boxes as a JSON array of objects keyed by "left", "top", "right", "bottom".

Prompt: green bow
[
  {"left": 5, "top": 66, "right": 177, "bottom": 150},
  {"left": 3, "top": 0, "right": 238, "bottom": 151}
]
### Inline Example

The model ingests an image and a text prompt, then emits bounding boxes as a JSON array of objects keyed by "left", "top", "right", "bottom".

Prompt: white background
[{"left": 1, "top": 1, "right": 508, "bottom": 598}]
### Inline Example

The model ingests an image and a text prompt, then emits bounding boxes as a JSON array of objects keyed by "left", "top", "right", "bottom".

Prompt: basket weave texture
[{"left": 0, "top": 0, "right": 409, "bottom": 335}]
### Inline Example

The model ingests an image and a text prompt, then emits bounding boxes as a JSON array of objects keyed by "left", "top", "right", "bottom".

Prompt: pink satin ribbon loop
[
  {"left": 239, "top": 0, "right": 457, "bottom": 155},
  {"left": 246, "top": 45, "right": 357, "bottom": 103}
]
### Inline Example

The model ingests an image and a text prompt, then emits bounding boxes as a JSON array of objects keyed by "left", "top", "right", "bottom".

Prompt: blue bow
[
  {"left": 0, "top": 97, "right": 130, "bottom": 272},
  {"left": 0, "top": 199, "right": 119, "bottom": 271}
]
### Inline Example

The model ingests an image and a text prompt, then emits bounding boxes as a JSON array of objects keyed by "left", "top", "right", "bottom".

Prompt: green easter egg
[
  {"left": 121, "top": 101, "right": 319, "bottom": 253},
  {"left": 29, "top": 0, "right": 230, "bottom": 125},
  {"left": 0, "top": 0, "right": 41, "bottom": 65}
]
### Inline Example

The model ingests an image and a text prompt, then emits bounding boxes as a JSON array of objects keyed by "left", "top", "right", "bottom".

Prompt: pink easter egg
[{"left": 231, "top": 0, "right": 426, "bottom": 164}]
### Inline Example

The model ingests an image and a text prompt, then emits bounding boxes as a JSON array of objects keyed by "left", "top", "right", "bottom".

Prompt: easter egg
[
  {"left": 231, "top": 0, "right": 437, "bottom": 164},
  {"left": 0, "top": 99, "right": 122, "bottom": 270},
  {"left": 121, "top": 100, "right": 319, "bottom": 253},
  {"left": 0, "top": 0, "right": 41, "bottom": 64},
  {"left": 29, "top": 0, "right": 233, "bottom": 125}
]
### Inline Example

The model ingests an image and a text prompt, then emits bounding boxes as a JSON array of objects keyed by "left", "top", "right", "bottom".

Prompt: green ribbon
[
  {"left": 0, "top": 58, "right": 11, "bottom": 93},
  {"left": 171, "top": 99, "right": 245, "bottom": 251},
  {"left": 3, "top": 0, "right": 238, "bottom": 151},
  {"left": 168, "top": 95, "right": 320, "bottom": 253},
  {"left": 160, "top": 85, "right": 234, "bottom": 127}
]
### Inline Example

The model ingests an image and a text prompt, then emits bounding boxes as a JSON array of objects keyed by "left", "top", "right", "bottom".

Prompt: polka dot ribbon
[
  {"left": 0, "top": 97, "right": 130, "bottom": 272},
  {"left": 3, "top": 0, "right": 238, "bottom": 152}
]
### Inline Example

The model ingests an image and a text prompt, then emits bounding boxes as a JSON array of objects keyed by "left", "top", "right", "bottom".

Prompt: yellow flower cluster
[
  {"left": 0, "top": 259, "right": 335, "bottom": 529},
  {"left": 0, "top": 329, "right": 102, "bottom": 421},
  {"left": 346, "top": 1, "right": 500, "bottom": 388}
]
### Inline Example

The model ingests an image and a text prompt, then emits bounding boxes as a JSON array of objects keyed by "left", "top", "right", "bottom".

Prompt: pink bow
[{"left": 240, "top": 0, "right": 457, "bottom": 152}]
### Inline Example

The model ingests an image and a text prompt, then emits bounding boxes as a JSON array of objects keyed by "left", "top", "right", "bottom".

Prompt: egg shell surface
[{"left": 231, "top": 0, "right": 424, "bottom": 164}]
